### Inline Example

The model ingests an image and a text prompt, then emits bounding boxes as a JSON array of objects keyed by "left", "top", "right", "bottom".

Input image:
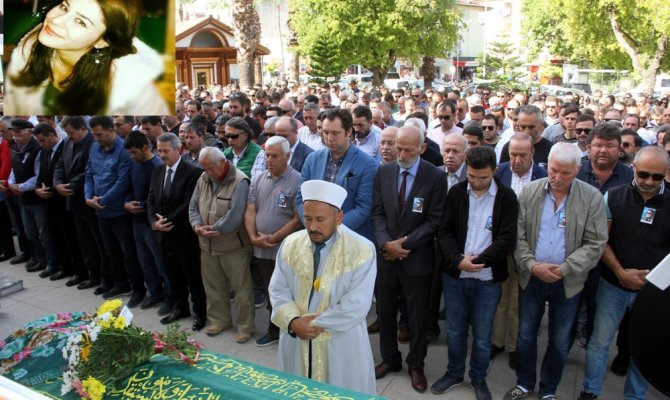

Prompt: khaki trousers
[
  {"left": 492, "top": 254, "right": 519, "bottom": 351},
  {"left": 200, "top": 248, "right": 255, "bottom": 335}
]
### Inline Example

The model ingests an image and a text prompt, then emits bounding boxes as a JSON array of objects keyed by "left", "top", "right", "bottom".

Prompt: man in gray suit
[
  {"left": 372, "top": 125, "right": 446, "bottom": 393},
  {"left": 443, "top": 134, "right": 468, "bottom": 192},
  {"left": 504, "top": 142, "right": 608, "bottom": 400}
]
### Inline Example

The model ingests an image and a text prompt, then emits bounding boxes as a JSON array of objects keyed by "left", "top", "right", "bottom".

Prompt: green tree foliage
[
  {"left": 484, "top": 35, "right": 524, "bottom": 79},
  {"left": 289, "top": 0, "right": 461, "bottom": 86},
  {"left": 308, "top": 36, "right": 347, "bottom": 83},
  {"left": 522, "top": 0, "right": 669, "bottom": 93}
]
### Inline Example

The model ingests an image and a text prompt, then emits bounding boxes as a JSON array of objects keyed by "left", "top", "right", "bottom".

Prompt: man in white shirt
[{"left": 428, "top": 102, "right": 464, "bottom": 152}]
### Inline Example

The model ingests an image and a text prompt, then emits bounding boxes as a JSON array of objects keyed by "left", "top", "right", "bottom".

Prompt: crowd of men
[{"left": 1, "top": 80, "right": 669, "bottom": 399}]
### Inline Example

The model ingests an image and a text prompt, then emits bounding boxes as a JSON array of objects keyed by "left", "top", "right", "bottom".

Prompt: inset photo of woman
[{"left": 3, "top": 0, "right": 174, "bottom": 115}]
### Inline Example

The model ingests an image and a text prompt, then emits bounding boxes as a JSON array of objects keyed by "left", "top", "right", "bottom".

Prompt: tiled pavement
[{"left": 0, "top": 260, "right": 665, "bottom": 400}]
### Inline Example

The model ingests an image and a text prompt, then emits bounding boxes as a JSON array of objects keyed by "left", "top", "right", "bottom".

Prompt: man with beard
[
  {"left": 372, "top": 125, "right": 446, "bottom": 393},
  {"left": 352, "top": 105, "right": 382, "bottom": 161},
  {"left": 228, "top": 92, "right": 262, "bottom": 138}
]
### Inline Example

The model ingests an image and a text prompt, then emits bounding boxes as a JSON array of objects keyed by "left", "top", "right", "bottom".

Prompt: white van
[{"left": 655, "top": 74, "right": 670, "bottom": 97}]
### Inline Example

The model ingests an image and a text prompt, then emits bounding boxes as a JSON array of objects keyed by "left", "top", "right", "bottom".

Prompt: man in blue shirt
[{"left": 85, "top": 116, "right": 146, "bottom": 303}]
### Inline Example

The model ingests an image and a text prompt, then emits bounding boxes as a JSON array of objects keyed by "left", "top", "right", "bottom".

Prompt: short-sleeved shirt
[{"left": 248, "top": 166, "right": 302, "bottom": 259}]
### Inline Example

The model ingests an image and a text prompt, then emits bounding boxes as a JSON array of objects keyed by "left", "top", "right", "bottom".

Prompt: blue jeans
[
  {"left": 516, "top": 276, "right": 581, "bottom": 396},
  {"left": 583, "top": 278, "right": 647, "bottom": 399},
  {"left": 443, "top": 274, "right": 501, "bottom": 380},
  {"left": 21, "top": 203, "right": 56, "bottom": 268},
  {"left": 132, "top": 219, "right": 169, "bottom": 299}
]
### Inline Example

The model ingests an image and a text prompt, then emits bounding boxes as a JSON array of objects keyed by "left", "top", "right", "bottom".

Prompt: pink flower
[
  {"left": 12, "top": 348, "right": 32, "bottom": 362},
  {"left": 73, "top": 379, "right": 87, "bottom": 398}
]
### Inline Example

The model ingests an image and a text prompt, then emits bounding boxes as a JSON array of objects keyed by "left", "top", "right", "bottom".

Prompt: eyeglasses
[
  {"left": 575, "top": 128, "right": 592, "bottom": 134},
  {"left": 457, "top": 108, "right": 464, "bottom": 112},
  {"left": 482, "top": 92, "right": 490, "bottom": 96},
  {"left": 225, "top": 134, "right": 240, "bottom": 139},
  {"left": 264, "top": 132, "right": 275, "bottom": 137},
  {"left": 636, "top": 170, "right": 665, "bottom": 181},
  {"left": 622, "top": 142, "right": 632, "bottom": 148},
  {"left": 482, "top": 125, "right": 496, "bottom": 131},
  {"left": 438, "top": 115, "right": 452, "bottom": 120}
]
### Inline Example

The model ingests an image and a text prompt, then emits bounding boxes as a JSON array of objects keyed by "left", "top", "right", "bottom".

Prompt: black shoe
[
  {"left": 78, "top": 279, "right": 101, "bottom": 290},
  {"left": 93, "top": 285, "right": 113, "bottom": 296},
  {"left": 160, "top": 309, "right": 190, "bottom": 325},
  {"left": 610, "top": 353, "right": 629, "bottom": 377},
  {"left": 157, "top": 302, "right": 173, "bottom": 316},
  {"left": 192, "top": 315, "right": 206, "bottom": 331},
  {"left": 127, "top": 292, "right": 145, "bottom": 308},
  {"left": 0, "top": 252, "right": 15, "bottom": 262},
  {"left": 39, "top": 267, "right": 57, "bottom": 278},
  {"left": 102, "top": 285, "right": 132, "bottom": 299},
  {"left": 254, "top": 291, "right": 266, "bottom": 309},
  {"left": 66, "top": 275, "right": 86, "bottom": 287},
  {"left": 426, "top": 329, "right": 440, "bottom": 343},
  {"left": 27, "top": 263, "right": 46, "bottom": 273},
  {"left": 490, "top": 345, "right": 505, "bottom": 360},
  {"left": 140, "top": 296, "right": 164, "bottom": 309},
  {"left": 10, "top": 253, "right": 30, "bottom": 265},
  {"left": 50, "top": 270, "right": 72, "bottom": 281},
  {"left": 25, "top": 257, "right": 39, "bottom": 269},
  {"left": 578, "top": 391, "right": 598, "bottom": 400}
]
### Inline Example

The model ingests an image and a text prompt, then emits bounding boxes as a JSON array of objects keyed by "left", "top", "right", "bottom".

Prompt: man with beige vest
[{"left": 189, "top": 147, "right": 255, "bottom": 343}]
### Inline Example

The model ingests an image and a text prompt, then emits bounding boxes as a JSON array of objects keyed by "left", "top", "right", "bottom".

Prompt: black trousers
[
  {"left": 0, "top": 200, "right": 16, "bottom": 256},
  {"left": 377, "top": 263, "right": 432, "bottom": 370},
  {"left": 161, "top": 234, "right": 207, "bottom": 318},
  {"left": 46, "top": 198, "right": 86, "bottom": 276},
  {"left": 72, "top": 208, "right": 106, "bottom": 282}
]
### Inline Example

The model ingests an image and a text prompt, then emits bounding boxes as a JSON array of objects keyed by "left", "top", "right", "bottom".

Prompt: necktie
[
  {"left": 398, "top": 171, "right": 409, "bottom": 210},
  {"left": 309, "top": 242, "right": 326, "bottom": 306},
  {"left": 163, "top": 168, "right": 173, "bottom": 196}
]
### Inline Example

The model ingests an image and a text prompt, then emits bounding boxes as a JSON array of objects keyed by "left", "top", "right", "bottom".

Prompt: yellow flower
[
  {"left": 111, "top": 316, "right": 126, "bottom": 329},
  {"left": 82, "top": 377, "right": 106, "bottom": 400},
  {"left": 313, "top": 278, "right": 321, "bottom": 292},
  {"left": 81, "top": 344, "right": 91, "bottom": 362},
  {"left": 96, "top": 299, "right": 122, "bottom": 316}
]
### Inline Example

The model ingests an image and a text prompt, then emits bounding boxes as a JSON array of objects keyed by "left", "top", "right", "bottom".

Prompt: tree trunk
[
  {"left": 371, "top": 67, "right": 384, "bottom": 87},
  {"left": 608, "top": 7, "right": 667, "bottom": 94},
  {"left": 287, "top": 0, "right": 300, "bottom": 82},
  {"left": 421, "top": 56, "right": 436, "bottom": 89},
  {"left": 232, "top": 0, "right": 261, "bottom": 89},
  {"left": 254, "top": 56, "right": 263, "bottom": 86},
  {"left": 290, "top": 51, "right": 300, "bottom": 82}
]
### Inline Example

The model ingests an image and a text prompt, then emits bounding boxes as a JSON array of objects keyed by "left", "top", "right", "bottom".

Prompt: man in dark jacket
[{"left": 432, "top": 146, "right": 518, "bottom": 399}]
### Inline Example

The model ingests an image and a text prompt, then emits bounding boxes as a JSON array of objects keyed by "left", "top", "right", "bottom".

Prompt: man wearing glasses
[
  {"left": 544, "top": 96, "right": 560, "bottom": 126},
  {"left": 578, "top": 145, "right": 669, "bottom": 400},
  {"left": 575, "top": 114, "right": 596, "bottom": 162},
  {"left": 428, "top": 101, "right": 463, "bottom": 152}
]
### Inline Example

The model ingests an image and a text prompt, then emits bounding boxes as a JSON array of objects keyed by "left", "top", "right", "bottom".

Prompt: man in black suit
[
  {"left": 372, "top": 125, "right": 447, "bottom": 393},
  {"left": 147, "top": 132, "right": 207, "bottom": 331},
  {"left": 54, "top": 116, "right": 107, "bottom": 291},
  {"left": 34, "top": 123, "right": 86, "bottom": 285},
  {"left": 274, "top": 116, "right": 313, "bottom": 172}
]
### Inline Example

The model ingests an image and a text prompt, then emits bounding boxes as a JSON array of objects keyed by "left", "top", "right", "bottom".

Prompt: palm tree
[{"left": 231, "top": 0, "right": 261, "bottom": 88}]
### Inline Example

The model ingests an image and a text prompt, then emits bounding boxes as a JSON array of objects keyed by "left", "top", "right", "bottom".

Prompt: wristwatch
[{"left": 287, "top": 317, "right": 299, "bottom": 338}]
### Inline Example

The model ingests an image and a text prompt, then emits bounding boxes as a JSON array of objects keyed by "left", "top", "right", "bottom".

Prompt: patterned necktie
[{"left": 398, "top": 171, "right": 409, "bottom": 209}]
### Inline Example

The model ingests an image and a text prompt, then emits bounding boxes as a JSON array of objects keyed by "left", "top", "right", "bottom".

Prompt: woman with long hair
[{"left": 5, "top": 0, "right": 168, "bottom": 115}]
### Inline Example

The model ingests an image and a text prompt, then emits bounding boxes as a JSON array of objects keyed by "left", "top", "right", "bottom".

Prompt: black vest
[
  {"left": 604, "top": 183, "right": 670, "bottom": 291},
  {"left": 11, "top": 137, "right": 41, "bottom": 205}
]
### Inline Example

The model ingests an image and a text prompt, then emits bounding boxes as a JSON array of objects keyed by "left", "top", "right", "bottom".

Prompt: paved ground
[{"left": 0, "top": 260, "right": 665, "bottom": 400}]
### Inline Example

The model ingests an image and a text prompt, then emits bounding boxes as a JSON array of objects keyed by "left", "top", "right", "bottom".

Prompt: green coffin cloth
[{"left": 0, "top": 313, "right": 385, "bottom": 400}]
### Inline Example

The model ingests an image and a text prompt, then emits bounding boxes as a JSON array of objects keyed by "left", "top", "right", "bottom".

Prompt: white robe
[{"left": 269, "top": 225, "right": 377, "bottom": 395}]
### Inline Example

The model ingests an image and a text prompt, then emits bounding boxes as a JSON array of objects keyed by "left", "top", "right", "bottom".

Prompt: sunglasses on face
[
  {"left": 636, "top": 170, "right": 665, "bottom": 181},
  {"left": 225, "top": 134, "right": 240, "bottom": 139},
  {"left": 482, "top": 125, "right": 496, "bottom": 131},
  {"left": 575, "top": 128, "right": 592, "bottom": 134},
  {"left": 438, "top": 115, "right": 452, "bottom": 120}
]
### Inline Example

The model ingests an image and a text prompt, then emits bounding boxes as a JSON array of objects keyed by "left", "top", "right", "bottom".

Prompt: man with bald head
[
  {"left": 580, "top": 146, "right": 670, "bottom": 400},
  {"left": 443, "top": 135, "right": 468, "bottom": 192},
  {"left": 372, "top": 125, "right": 446, "bottom": 393},
  {"left": 379, "top": 126, "right": 398, "bottom": 165}
]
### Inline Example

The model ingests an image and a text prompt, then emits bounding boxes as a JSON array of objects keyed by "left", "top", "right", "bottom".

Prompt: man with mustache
[{"left": 269, "top": 180, "right": 377, "bottom": 395}]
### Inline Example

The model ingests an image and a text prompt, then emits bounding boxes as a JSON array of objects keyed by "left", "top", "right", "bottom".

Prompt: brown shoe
[
  {"left": 367, "top": 319, "right": 380, "bottom": 334},
  {"left": 398, "top": 325, "right": 410, "bottom": 343},
  {"left": 408, "top": 368, "right": 427, "bottom": 393},
  {"left": 374, "top": 362, "right": 401, "bottom": 379},
  {"left": 236, "top": 331, "right": 253, "bottom": 344},
  {"left": 205, "top": 324, "right": 231, "bottom": 337}
]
